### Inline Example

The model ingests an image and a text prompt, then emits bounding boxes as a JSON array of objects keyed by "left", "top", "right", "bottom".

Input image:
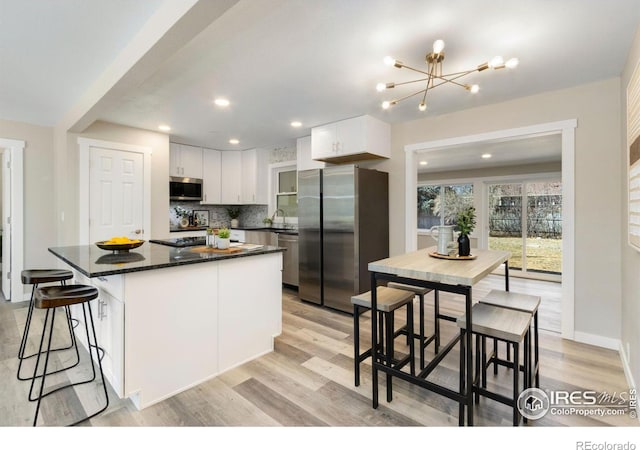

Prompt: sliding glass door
[{"left": 487, "top": 180, "right": 562, "bottom": 276}]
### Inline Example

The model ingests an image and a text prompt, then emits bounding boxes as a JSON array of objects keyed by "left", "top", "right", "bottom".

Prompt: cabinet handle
[
  {"left": 101, "top": 300, "right": 108, "bottom": 319},
  {"left": 237, "top": 194, "right": 240, "bottom": 202},
  {"left": 97, "top": 277, "right": 107, "bottom": 282}
]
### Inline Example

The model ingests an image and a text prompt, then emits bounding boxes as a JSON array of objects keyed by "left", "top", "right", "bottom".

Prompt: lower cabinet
[{"left": 71, "top": 272, "right": 125, "bottom": 398}]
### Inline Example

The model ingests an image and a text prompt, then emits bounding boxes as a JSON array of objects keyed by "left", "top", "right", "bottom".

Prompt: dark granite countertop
[
  {"left": 49, "top": 243, "right": 285, "bottom": 278},
  {"left": 234, "top": 226, "right": 299, "bottom": 236}
]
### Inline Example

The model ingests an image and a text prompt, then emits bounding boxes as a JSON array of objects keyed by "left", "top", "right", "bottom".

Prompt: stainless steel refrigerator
[{"left": 298, "top": 165, "right": 389, "bottom": 313}]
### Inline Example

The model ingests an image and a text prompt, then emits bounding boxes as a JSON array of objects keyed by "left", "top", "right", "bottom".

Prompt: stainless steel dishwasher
[{"left": 277, "top": 233, "right": 299, "bottom": 287}]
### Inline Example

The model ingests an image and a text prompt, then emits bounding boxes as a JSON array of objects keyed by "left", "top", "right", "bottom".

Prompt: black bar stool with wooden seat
[
  {"left": 387, "top": 282, "right": 440, "bottom": 369},
  {"left": 29, "top": 284, "right": 109, "bottom": 427},
  {"left": 17, "top": 269, "right": 78, "bottom": 381},
  {"left": 457, "top": 302, "right": 532, "bottom": 426},
  {"left": 351, "top": 286, "right": 415, "bottom": 403},
  {"left": 479, "top": 289, "right": 541, "bottom": 388}
]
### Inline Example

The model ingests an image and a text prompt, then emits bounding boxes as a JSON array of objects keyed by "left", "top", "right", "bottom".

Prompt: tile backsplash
[{"left": 170, "top": 201, "right": 268, "bottom": 229}]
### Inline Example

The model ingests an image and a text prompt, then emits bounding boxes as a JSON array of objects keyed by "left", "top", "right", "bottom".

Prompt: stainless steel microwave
[{"left": 169, "top": 177, "right": 203, "bottom": 201}]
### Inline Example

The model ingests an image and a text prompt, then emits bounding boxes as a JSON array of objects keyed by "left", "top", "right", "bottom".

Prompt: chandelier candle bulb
[{"left": 432, "top": 39, "right": 445, "bottom": 54}]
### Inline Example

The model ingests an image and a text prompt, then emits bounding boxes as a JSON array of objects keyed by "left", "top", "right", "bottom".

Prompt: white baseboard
[{"left": 573, "top": 331, "right": 620, "bottom": 350}]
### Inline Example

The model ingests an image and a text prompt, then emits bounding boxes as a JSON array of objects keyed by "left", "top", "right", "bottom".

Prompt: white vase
[
  {"left": 230, "top": 219, "right": 239, "bottom": 228},
  {"left": 217, "top": 238, "right": 230, "bottom": 249}
]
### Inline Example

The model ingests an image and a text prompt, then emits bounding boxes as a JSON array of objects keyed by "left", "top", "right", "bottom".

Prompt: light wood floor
[{"left": 0, "top": 278, "right": 636, "bottom": 428}]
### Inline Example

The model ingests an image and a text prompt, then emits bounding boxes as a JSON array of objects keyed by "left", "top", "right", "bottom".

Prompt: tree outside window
[{"left": 417, "top": 183, "right": 473, "bottom": 230}]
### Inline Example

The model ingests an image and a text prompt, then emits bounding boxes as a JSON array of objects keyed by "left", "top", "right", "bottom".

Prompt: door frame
[
  {"left": 0, "top": 138, "right": 25, "bottom": 302},
  {"left": 404, "top": 119, "right": 576, "bottom": 340},
  {"left": 78, "top": 138, "right": 151, "bottom": 244}
]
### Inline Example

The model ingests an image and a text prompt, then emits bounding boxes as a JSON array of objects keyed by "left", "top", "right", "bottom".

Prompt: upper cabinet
[
  {"left": 201, "top": 148, "right": 221, "bottom": 205},
  {"left": 241, "top": 148, "right": 269, "bottom": 204},
  {"left": 296, "top": 135, "right": 325, "bottom": 171},
  {"left": 170, "top": 143, "right": 203, "bottom": 179},
  {"left": 220, "top": 151, "right": 243, "bottom": 204},
  {"left": 311, "top": 115, "right": 390, "bottom": 164}
]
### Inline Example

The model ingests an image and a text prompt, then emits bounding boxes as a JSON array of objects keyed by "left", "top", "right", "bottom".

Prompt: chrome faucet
[{"left": 271, "top": 209, "right": 286, "bottom": 227}]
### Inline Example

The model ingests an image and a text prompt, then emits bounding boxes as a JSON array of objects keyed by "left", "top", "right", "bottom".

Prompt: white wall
[
  {"left": 621, "top": 24, "right": 640, "bottom": 396},
  {"left": 0, "top": 118, "right": 57, "bottom": 271},
  {"left": 357, "top": 78, "right": 622, "bottom": 342},
  {"left": 62, "top": 121, "right": 170, "bottom": 243}
]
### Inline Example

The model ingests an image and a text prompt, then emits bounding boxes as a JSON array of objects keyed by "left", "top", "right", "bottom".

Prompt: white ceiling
[
  {"left": 2, "top": 0, "right": 640, "bottom": 156},
  {"left": 416, "top": 133, "right": 561, "bottom": 173}
]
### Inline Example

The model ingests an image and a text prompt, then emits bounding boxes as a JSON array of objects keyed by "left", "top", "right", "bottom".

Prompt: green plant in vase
[
  {"left": 226, "top": 207, "right": 241, "bottom": 228},
  {"left": 217, "top": 227, "right": 231, "bottom": 250},
  {"left": 456, "top": 206, "right": 476, "bottom": 257}
]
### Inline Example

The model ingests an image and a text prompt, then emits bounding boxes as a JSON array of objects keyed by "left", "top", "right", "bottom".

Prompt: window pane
[
  {"left": 418, "top": 183, "right": 473, "bottom": 229},
  {"left": 488, "top": 183, "right": 523, "bottom": 270},
  {"left": 417, "top": 185, "right": 440, "bottom": 229},
  {"left": 278, "top": 170, "right": 297, "bottom": 193},
  {"left": 525, "top": 181, "right": 562, "bottom": 274},
  {"left": 441, "top": 184, "right": 474, "bottom": 227},
  {"left": 277, "top": 194, "right": 297, "bottom": 217}
]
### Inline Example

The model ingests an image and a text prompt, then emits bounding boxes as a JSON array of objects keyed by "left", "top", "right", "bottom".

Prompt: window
[
  {"left": 417, "top": 183, "right": 473, "bottom": 230},
  {"left": 276, "top": 169, "right": 297, "bottom": 218}
]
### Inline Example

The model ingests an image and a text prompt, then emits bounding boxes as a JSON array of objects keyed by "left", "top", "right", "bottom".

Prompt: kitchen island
[{"left": 49, "top": 243, "right": 284, "bottom": 410}]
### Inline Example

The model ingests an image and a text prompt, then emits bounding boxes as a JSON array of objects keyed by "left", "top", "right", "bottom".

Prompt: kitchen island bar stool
[
  {"left": 17, "top": 269, "right": 78, "bottom": 381},
  {"left": 387, "top": 282, "right": 440, "bottom": 369},
  {"left": 30, "top": 284, "right": 109, "bottom": 427},
  {"left": 352, "top": 286, "right": 415, "bottom": 402},
  {"left": 479, "top": 289, "right": 541, "bottom": 388},
  {"left": 457, "top": 302, "right": 531, "bottom": 426}
]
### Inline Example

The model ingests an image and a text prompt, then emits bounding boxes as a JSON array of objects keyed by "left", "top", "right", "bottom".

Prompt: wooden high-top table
[{"left": 368, "top": 247, "right": 510, "bottom": 426}]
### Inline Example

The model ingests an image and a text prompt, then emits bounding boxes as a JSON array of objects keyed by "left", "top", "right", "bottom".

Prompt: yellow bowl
[{"left": 95, "top": 240, "right": 145, "bottom": 252}]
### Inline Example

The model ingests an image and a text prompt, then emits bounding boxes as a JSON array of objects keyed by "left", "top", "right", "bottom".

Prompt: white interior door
[
  {"left": 89, "top": 147, "right": 144, "bottom": 242},
  {"left": 2, "top": 149, "right": 10, "bottom": 299}
]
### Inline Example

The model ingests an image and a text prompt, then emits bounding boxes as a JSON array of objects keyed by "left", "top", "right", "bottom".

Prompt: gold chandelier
[{"left": 377, "top": 39, "right": 518, "bottom": 111}]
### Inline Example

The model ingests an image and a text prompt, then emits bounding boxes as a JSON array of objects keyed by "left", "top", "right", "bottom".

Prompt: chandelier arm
[
  {"left": 396, "top": 63, "right": 431, "bottom": 77},
  {"left": 390, "top": 87, "right": 430, "bottom": 104},
  {"left": 392, "top": 77, "right": 430, "bottom": 87},
  {"left": 440, "top": 68, "right": 480, "bottom": 78},
  {"left": 434, "top": 77, "right": 471, "bottom": 89}
]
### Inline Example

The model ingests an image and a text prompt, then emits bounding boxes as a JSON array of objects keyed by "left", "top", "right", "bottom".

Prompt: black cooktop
[{"left": 149, "top": 237, "right": 206, "bottom": 248}]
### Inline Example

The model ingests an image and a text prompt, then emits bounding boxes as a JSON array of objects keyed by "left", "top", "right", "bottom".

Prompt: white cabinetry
[
  {"left": 311, "top": 115, "right": 390, "bottom": 163},
  {"left": 217, "top": 254, "right": 282, "bottom": 371},
  {"left": 70, "top": 272, "right": 125, "bottom": 398},
  {"left": 170, "top": 143, "right": 203, "bottom": 179},
  {"left": 241, "top": 148, "right": 268, "bottom": 204},
  {"left": 296, "top": 135, "right": 325, "bottom": 171},
  {"left": 220, "top": 151, "right": 242, "bottom": 204},
  {"left": 219, "top": 148, "right": 268, "bottom": 205},
  {"left": 201, "top": 148, "right": 221, "bottom": 204}
]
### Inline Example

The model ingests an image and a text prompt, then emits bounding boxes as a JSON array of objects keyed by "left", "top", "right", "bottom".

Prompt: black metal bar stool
[
  {"left": 17, "top": 269, "right": 78, "bottom": 381},
  {"left": 387, "top": 282, "right": 440, "bottom": 369},
  {"left": 351, "top": 286, "right": 415, "bottom": 403},
  {"left": 457, "top": 302, "right": 532, "bottom": 426},
  {"left": 29, "top": 284, "right": 109, "bottom": 427},
  {"left": 479, "top": 289, "right": 541, "bottom": 388}
]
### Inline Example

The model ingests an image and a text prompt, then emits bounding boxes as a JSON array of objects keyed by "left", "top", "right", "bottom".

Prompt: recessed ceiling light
[
  {"left": 290, "top": 121, "right": 302, "bottom": 127},
  {"left": 481, "top": 153, "right": 492, "bottom": 159},
  {"left": 229, "top": 138, "right": 239, "bottom": 145},
  {"left": 419, "top": 161, "right": 428, "bottom": 166},
  {"left": 158, "top": 125, "right": 171, "bottom": 132},
  {"left": 214, "top": 98, "right": 230, "bottom": 107}
]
